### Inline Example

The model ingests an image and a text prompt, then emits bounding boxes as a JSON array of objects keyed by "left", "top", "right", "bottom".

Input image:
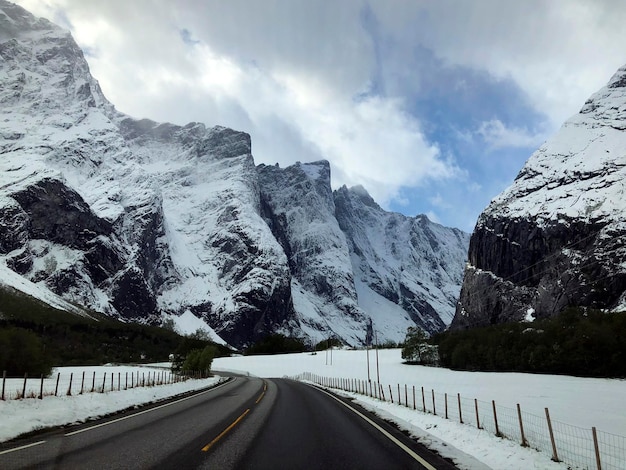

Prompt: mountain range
[{"left": 0, "top": 1, "right": 470, "bottom": 348}]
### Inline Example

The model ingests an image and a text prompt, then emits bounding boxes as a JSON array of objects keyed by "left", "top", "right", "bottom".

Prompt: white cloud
[
  {"left": 13, "top": 0, "right": 460, "bottom": 208},
  {"left": 371, "top": 0, "right": 626, "bottom": 129},
  {"left": 477, "top": 119, "right": 547, "bottom": 150},
  {"left": 11, "top": 0, "right": 626, "bottom": 230}
]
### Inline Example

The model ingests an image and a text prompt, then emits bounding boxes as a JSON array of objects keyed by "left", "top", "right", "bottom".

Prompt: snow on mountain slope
[
  {"left": 257, "top": 161, "right": 369, "bottom": 345},
  {"left": 0, "top": 0, "right": 291, "bottom": 345},
  {"left": 334, "top": 185, "right": 470, "bottom": 335},
  {"left": 0, "top": 1, "right": 469, "bottom": 347},
  {"left": 452, "top": 65, "right": 626, "bottom": 328},
  {"left": 0, "top": 258, "right": 95, "bottom": 318}
]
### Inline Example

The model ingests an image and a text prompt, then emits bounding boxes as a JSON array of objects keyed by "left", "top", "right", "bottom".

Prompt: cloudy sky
[{"left": 16, "top": 0, "right": 626, "bottom": 232}]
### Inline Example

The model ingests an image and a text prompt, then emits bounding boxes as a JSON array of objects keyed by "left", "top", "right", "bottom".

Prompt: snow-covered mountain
[
  {"left": 452, "top": 65, "right": 626, "bottom": 329},
  {"left": 0, "top": 1, "right": 469, "bottom": 347}
]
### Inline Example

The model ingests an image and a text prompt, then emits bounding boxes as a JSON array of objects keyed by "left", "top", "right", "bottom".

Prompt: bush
[
  {"left": 401, "top": 327, "right": 438, "bottom": 365},
  {"left": 180, "top": 346, "right": 216, "bottom": 377}
]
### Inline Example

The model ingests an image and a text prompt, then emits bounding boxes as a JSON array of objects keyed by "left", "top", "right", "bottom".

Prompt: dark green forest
[
  {"left": 244, "top": 333, "right": 308, "bottom": 355},
  {"left": 0, "top": 286, "right": 230, "bottom": 377},
  {"left": 435, "top": 308, "right": 626, "bottom": 378}
]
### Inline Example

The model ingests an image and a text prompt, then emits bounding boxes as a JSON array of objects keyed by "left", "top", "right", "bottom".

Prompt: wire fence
[
  {"left": 0, "top": 368, "right": 207, "bottom": 400},
  {"left": 292, "top": 372, "right": 626, "bottom": 470}
]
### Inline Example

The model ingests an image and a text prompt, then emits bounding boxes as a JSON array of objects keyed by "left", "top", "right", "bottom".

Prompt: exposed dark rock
[{"left": 10, "top": 178, "right": 111, "bottom": 250}]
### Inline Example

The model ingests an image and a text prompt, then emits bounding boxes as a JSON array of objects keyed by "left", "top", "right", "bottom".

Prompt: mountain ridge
[
  {"left": 452, "top": 63, "right": 626, "bottom": 329},
  {"left": 0, "top": 0, "right": 469, "bottom": 347}
]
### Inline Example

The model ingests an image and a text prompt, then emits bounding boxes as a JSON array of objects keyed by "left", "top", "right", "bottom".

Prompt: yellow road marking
[
  {"left": 202, "top": 409, "right": 250, "bottom": 452},
  {"left": 255, "top": 381, "right": 267, "bottom": 403},
  {"left": 65, "top": 379, "right": 232, "bottom": 437}
]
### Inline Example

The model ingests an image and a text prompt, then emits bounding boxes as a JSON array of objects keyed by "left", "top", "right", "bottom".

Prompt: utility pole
[
  {"left": 375, "top": 330, "right": 380, "bottom": 383},
  {"left": 366, "top": 339, "right": 371, "bottom": 382}
]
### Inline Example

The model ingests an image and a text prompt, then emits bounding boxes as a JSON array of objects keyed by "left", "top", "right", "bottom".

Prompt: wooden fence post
[
  {"left": 91, "top": 371, "right": 96, "bottom": 393},
  {"left": 475, "top": 399, "right": 481, "bottom": 429},
  {"left": 55, "top": 373, "right": 60, "bottom": 396},
  {"left": 458, "top": 393, "right": 463, "bottom": 423},
  {"left": 405, "top": 384, "right": 408, "bottom": 407},
  {"left": 22, "top": 372, "right": 27, "bottom": 399},
  {"left": 39, "top": 374, "right": 44, "bottom": 399},
  {"left": 1, "top": 370, "right": 5, "bottom": 400},
  {"left": 80, "top": 371, "right": 85, "bottom": 395},
  {"left": 421, "top": 387, "right": 426, "bottom": 412},
  {"left": 545, "top": 408, "right": 559, "bottom": 462},
  {"left": 67, "top": 373, "right": 73, "bottom": 396},
  {"left": 389, "top": 384, "right": 394, "bottom": 403},
  {"left": 412, "top": 386, "right": 416, "bottom": 410},
  {"left": 592, "top": 427, "right": 602, "bottom": 470},
  {"left": 517, "top": 404, "right": 528, "bottom": 446},
  {"left": 397, "top": 384, "right": 401, "bottom": 404},
  {"left": 101, "top": 373, "right": 106, "bottom": 393},
  {"left": 445, "top": 393, "right": 448, "bottom": 419},
  {"left": 492, "top": 400, "right": 501, "bottom": 437}
]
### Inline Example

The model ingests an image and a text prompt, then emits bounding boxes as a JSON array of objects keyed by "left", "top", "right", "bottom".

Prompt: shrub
[
  {"left": 180, "top": 346, "right": 216, "bottom": 377},
  {"left": 401, "top": 327, "right": 438, "bottom": 365}
]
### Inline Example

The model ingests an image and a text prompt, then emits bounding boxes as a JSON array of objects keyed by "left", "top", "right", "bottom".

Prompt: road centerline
[
  {"left": 202, "top": 408, "right": 250, "bottom": 452},
  {"left": 64, "top": 379, "right": 232, "bottom": 437}
]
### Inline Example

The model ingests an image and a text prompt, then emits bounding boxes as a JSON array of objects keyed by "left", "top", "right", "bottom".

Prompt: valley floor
[{"left": 1, "top": 350, "right": 624, "bottom": 469}]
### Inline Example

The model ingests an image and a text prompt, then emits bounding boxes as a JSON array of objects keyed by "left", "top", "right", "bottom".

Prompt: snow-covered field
[
  {"left": 0, "top": 364, "right": 222, "bottom": 443},
  {"left": 2, "top": 351, "right": 625, "bottom": 469},
  {"left": 213, "top": 349, "right": 626, "bottom": 470}
]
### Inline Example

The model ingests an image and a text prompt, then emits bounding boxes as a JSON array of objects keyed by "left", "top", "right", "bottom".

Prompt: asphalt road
[{"left": 0, "top": 376, "right": 457, "bottom": 469}]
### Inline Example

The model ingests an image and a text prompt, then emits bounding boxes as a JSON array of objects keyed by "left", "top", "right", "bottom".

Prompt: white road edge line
[
  {"left": 314, "top": 386, "right": 438, "bottom": 470},
  {"left": 0, "top": 440, "right": 46, "bottom": 455},
  {"left": 65, "top": 378, "right": 233, "bottom": 437}
]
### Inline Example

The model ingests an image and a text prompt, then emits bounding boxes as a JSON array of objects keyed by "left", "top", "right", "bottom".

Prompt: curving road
[{"left": 0, "top": 376, "right": 457, "bottom": 469}]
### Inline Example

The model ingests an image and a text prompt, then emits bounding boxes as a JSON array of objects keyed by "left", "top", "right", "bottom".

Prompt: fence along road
[
  {"left": 0, "top": 375, "right": 459, "bottom": 469},
  {"left": 295, "top": 372, "right": 626, "bottom": 470}
]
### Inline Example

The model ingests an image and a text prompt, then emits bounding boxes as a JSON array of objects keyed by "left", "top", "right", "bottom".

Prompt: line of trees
[
  {"left": 0, "top": 287, "right": 230, "bottom": 377},
  {"left": 434, "top": 308, "right": 626, "bottom": 378}
]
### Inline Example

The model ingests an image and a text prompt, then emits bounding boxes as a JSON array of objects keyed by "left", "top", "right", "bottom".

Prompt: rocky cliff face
[
  {"left": 0, "top": 1, "right": 469, "bottom": 347},
  {"left": 452, "top": 65, "right": 626, "bottom": 329},
  {"left": 334, "top": 185, "right": 470, "bottom": 337}
]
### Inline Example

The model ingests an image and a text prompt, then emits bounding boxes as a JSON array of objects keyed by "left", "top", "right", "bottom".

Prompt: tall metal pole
[
  {"left": 325, "top": 341, "right": 328, "bottom": 365},
  {"left": 366, "top": 340, "right": 371, "bottom": 382},
  {"left": 330, "top": 342, "right": 333, "bottom": 366},
  {"left": 375, "top": 330, "right": 380, "bottom": 383}
]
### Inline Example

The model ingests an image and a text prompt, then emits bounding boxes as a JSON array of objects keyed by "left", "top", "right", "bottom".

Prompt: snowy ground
[
  {"left": 213, "top": 349, "right": 626, "bottom": 470},
  {"left": 0, "top": 364, "right": 222, "bottom": 443},
  {"left": 2, "top": 351, "right": 625, "bottom": 469}
]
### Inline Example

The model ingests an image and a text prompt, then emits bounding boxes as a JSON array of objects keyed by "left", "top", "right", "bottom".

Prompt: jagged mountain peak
[{"left": 339, "top": 184, "right": 380, "bottom": 210}]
